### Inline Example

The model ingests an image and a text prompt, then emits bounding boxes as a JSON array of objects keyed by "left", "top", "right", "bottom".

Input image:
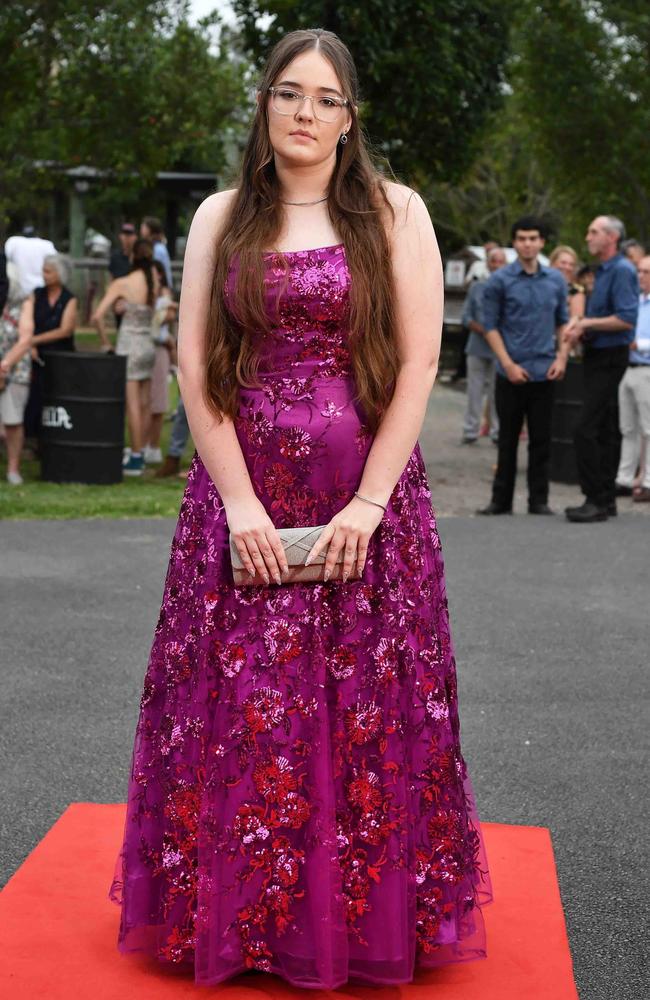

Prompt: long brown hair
[
  {"left": 131, "top": 238, "right": 155, "bottom": 306},
  {"left": 205, "top": 28, "right": 399, "bottom": 434}
]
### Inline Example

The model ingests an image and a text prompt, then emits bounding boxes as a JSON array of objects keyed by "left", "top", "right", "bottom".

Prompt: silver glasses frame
[{"left": 267, "top": 86, "right": 350, "bottom": 122}]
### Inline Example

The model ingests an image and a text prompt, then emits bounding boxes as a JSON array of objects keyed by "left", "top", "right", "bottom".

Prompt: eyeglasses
[{"left": 268, "top": 86, "right": 349, "bottom": 123}]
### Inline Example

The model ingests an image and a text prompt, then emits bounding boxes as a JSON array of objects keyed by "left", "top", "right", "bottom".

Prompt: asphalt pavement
[{"left": 1, "top": 510, "right": 647, "bottom": 1000}]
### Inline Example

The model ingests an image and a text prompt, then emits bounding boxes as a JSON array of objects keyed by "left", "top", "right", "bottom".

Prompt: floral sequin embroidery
[{"left": 111, "top": 244, "right": 490, "bottom": 988}]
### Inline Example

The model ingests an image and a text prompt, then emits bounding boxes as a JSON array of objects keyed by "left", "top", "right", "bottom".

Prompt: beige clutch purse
[{"left": 229, "top": 525, "right": 353, "bottom": 586}]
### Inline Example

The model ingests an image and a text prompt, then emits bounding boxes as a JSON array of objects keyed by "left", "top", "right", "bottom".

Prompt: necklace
[{"left": 279, "top": 195, "right": 328, "bottom": 206}]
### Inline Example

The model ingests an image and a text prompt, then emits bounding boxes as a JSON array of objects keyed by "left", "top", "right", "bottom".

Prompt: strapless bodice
[{"left": 226, "top": 243, "right": 353, "bottom": 382}]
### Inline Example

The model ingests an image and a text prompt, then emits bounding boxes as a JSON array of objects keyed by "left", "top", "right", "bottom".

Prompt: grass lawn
[{"left": 0, "top": 334, "right": 196, "bottom": 520}]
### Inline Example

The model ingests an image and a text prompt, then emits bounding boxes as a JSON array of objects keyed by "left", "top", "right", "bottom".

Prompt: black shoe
[
  {"left": 565, "top": 502, "right": 608, "bottom": 523},
  {"left": 461, "top": 436, "right": 477, "bottom": 445},
  {"left": 477, "top": 503, "right": 512, "bottom": 515},
  {"left": 528, "top": 504, "right": 555, "bottom": 515},
  {"left": 607, "top": 503, "right": 617, "bottom": 517},
  {"left": 614, "top": 484, "right": 633, "bottom": 497}
]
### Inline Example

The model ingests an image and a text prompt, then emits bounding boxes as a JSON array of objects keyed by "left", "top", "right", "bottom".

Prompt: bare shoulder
[
  {"left": 379, "top": 180, "right": 433, "bottom": 242},
  {"left": 183, "top": 190, "right": 238, "bottom": 266},
  {"left": 191, "top": 189, "right": 238, "bottom": 232}
]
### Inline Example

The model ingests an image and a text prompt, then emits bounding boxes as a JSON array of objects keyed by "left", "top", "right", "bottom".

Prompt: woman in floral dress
[{"left": 110, "top": 28, "right": 492, "bottom": 989}]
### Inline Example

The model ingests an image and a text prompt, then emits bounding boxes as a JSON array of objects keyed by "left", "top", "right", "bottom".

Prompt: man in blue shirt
[
  {"left": 477, "top": 216, "right": 571, "bottom": 515},
  {"left": 615, "top": 254, "right": 650, "bottom": 503},
  {"left": 564, "top": 215, "right": 638, "bottom": 522}
]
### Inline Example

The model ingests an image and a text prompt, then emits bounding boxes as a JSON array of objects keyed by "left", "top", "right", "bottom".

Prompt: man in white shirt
[
  {"left": 615, "top": 254, "right": 650, "bottom": 502},
  {"left": 4, "top": 226, "right": 56, "bottom": 297}
]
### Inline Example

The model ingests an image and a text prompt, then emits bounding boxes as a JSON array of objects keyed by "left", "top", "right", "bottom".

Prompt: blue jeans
[{"left": 168, "top": 397, "right": 190, "bottom": 458}]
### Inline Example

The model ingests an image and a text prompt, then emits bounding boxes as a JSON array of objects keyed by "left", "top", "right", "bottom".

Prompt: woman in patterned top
[{"left": 0, "top": 262, "right": 34, "bottom": 484}]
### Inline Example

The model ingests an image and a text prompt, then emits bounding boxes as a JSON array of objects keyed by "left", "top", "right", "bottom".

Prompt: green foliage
[
  {"left": 425, "top": 99, "right": 560, "bottom": 251},
  {"left": 509, "top": 0, "right": 650, "bottom": 242},
  {"left": 422, "top": 0, "right": 650, "bottom": 252},
  {"left": 4, "top": 0, "right": 649, "bottom": 254},
  {"left": 231, "top": 0, "right": 514, "bottom": 184},
  {"left": 0, "top": 1, "right": 246, "bottom": 225}
]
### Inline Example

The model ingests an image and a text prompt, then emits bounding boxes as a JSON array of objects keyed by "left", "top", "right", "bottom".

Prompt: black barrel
[
  {"left": 550, "top": 357, "right": 584, "bottom": 484},
  {"left": 40, "top": 351, "right": 126, "bottom": 484}
]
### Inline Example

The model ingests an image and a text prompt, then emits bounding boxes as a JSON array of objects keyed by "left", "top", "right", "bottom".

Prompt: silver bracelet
[{"left": 354, "top": 491, "right": 387, "bottom": 512}]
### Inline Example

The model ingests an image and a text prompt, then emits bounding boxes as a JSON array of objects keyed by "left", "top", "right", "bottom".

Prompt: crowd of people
[
  {"left": 456, "top": 215, "right": 650, "bottom": 520},
  {"left": 1, "top": 213, "right": 649, "bottom": 510},
  {"left": 0, "top": 220, "right": 191, "bottom": 483}
]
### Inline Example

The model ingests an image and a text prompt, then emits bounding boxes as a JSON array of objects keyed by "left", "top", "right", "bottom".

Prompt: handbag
[{"left": 229, "top": 524, "right": 351, "bottom": 586}]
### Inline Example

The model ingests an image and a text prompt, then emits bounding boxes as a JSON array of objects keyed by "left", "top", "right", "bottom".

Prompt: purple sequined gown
[{"left": 110, "top": 243, "right": 493, "bottom": 988}]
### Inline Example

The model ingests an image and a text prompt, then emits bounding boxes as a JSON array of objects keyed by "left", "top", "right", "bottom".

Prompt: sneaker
[
  {"left": 143, "top": 446, "right": 162, "bottom": 464},
  {"left": 7, "top": 471, "right": 23, "bottom": 485},
  {"left": 122, "top": 446, "right": 132, "bottom": 467},
  {"left": 123, "top": 453, "right": 144, "bottom": 476}
]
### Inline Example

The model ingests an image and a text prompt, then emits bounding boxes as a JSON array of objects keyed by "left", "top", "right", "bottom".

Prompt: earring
[{"left": 340, "top": 132, "right": 348, "bottom": 145}]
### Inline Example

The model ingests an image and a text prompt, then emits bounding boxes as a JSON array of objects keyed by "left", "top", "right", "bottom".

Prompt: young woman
[
  {"left": 92, "top": 238, "right": 160, "bottom": 475},
  {"left": 110, "top": 28, "right": 492, "bottom": 988},
  {"left": 143, "top": 259, "right": 177, "bottom": 464}
]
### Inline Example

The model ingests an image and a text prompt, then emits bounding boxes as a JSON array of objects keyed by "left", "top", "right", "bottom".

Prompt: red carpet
[{"left": 0, "top": 804, "right": 578, "bottom": 999}]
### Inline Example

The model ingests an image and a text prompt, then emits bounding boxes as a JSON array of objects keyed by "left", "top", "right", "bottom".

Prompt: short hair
[
  {"left": 577, "top": 264, "right": 595, "bottom": 279},
  {"left": 43, "top": 253, "right": 72, "bottom": 286},
  {"left": 142, "top": 216, "right": 164, "bottom": 237},
  {"left": 487, "top": 246, "right": 506, "bottom": 262},
  {"left": 601, "top": 215, "right": 625, "bottom": 245},
  {"left": 549, "top": 245, "right": 578, "bottom": 266},
  {"left": 620, "top": 237, "right": 644, "bottom": 255},
  {"left": 511, "top": 216, "right": 548, "bottom": 242}
]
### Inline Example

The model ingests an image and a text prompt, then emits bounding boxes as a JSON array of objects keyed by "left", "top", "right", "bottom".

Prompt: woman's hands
[
  {"left": 226, "top": 494, "right": 385, "bottom": 585},
  {"left": 226, "top": 495, "right": 290, "bottom": 586},
  {"left": 304, "top": 496, "right": 385, "bottom": 582}
]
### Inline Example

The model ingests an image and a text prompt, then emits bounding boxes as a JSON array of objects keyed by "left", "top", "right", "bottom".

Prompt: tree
[
  {"left": 513, "top": 0, "right": 650, "bottom": 242},
  {"left": 0, "top": 1, "right": 247, "bottom": 228},
  {"left": 231, "top": 0, "right": 515, "bottom": 184},
  {"left": 424, "top": 99, "right": 561, "bottom": 252}
]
